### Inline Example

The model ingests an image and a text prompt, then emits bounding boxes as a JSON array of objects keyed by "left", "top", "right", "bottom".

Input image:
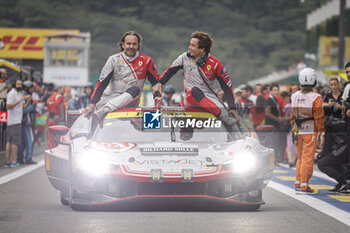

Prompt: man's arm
[
  {"left": 265, "top": 106, "right": 280, "bottom": 123},
  {"left": 0, "top": 85, "right": 6, "bottom": 93},
  {"left": 215, "top": 64, "right": 235, "bottom": 110},
  {"left": 23, "top": 96, "right": 31, "bottom": 110},
  {"left": 146, "top": 58, "right": 162, "bottom": 106},
  {"left": 90, "top": 57, "right": 114, "bottom": 105},
  {"left": 290, "top": 107, "right": 296, "bottom": 128},
  {"left": 159, "top": 54, "right": 184, "bottom": 85},
  {"left": 85, "top": 57, "right": 114, "bottom": 116},
  {"left": 312, "top": 96, "right": 325, "bottom": 134},
  {"left": 6, "top": 94, "right": 27, "bottom": 110},
  {"left": 312, "top": 96, "right": 325, "bottom": 148}
]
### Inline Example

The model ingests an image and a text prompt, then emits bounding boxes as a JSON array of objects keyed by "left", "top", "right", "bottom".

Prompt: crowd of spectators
[{"left": 0, "top": 66, "right": 92, "bottom": 167}]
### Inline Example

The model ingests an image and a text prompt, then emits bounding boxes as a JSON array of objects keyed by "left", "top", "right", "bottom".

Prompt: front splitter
[{"left": 71, "top": 194, "right": 264, "bottom": 211}]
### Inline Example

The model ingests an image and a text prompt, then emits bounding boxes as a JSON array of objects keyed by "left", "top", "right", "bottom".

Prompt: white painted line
[
  {"left": 268, "top": 181, "right": 350, "bottom": 227},
  {"left": 0, "top": 160, "right": 44, "bottom": 186}
]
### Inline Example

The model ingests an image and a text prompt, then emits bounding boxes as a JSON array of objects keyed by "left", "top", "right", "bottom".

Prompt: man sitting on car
[{"left": 84, "top": 31, "right": 161, "bottom": 120}]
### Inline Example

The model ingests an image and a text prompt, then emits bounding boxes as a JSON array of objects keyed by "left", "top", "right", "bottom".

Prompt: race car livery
[{"left": 45, "top": 107, "right": 274, "bottom": 210}]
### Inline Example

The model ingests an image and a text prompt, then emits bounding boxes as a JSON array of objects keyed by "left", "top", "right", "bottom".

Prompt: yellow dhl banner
[
  {"left": 319, "top": 36, "right": 350, "bottom": 66},
  {"left": 0, "top": 28, "right": 79, "bottom": 60},
  {"left": 323, "top": 70, "right": 348, "bottom": 82}
]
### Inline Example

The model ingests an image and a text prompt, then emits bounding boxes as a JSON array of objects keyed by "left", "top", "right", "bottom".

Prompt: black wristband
[{"left": 153, "top": 91, "right": 161, "bottom": 98}]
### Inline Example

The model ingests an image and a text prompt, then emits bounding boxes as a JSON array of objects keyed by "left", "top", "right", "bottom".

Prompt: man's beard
[
  {"left": 125, "top": 49, "right": 136, "bottom": 56},
  {"left": 16, "top": 87, "right": 22, "bottom": 91}
]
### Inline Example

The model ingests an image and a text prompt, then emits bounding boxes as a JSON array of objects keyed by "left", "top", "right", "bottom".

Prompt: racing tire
[
  {"left": 238, "top": 189, "right": 263, "bottom": 211},
  {"left": 239, "top": 204, "right": 261, "bottom": 211},
  {"left": 69, "top": 182, "right": 91, "bottom": 211}
]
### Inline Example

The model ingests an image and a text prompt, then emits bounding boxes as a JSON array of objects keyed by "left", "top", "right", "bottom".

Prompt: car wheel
[
  {"left": 60, "top": 192, "right": 70, "bottom": 206},
  {"left": 69, "top": 182, "right": 91, "bottom": 211},
  {"left": 243, "top": 204, "right": 261, "bottom": 211}
]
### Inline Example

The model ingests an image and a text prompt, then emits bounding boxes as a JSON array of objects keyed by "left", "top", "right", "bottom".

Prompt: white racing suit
[
  {"left": 91, "top": 51, "right": 160, "bottom": 113},
  {"left": 160, "top": 52, "right": 235, "bottom": 118}
]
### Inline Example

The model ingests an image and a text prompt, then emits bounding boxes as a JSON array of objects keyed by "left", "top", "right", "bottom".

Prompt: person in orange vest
[{"left": 290, "top": 67, "right": 325, "bottom": 194}]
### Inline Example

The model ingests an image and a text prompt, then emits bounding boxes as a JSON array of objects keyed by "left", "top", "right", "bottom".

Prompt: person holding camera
[
  {"left": 323, "top": 76, "right": 343, "bottom": 119},
  {"left": 333, "top": 61, "right": 350, "bottom": 194},
  {"left": 17, "top": 80, "right": 37, "bottom": 165}
]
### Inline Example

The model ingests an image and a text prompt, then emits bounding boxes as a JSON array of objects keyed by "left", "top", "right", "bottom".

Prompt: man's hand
[
  {"left": 154, "top": 97, "right": 162, "bottom": 106},
  {"left": 20, "top": 95, "right": 29, "bottom": 102},
  {"left": 84, "top": 104, "right": 95, "bottom": 117},
  {"left": 335, "top": 103, "right": 342, "bottom": 109},
  {"left": 328, "top": 101, "right": 336, "bottom": 107},
  {"left": 278, "top": 116, "right": 286, "bottom": 125},
  {"left": 347, "top": 109, "right": 350, "bottom": 117},
  {"left": 152, "top": 83, "right": 162, "bottom": 106},
  {"left": 228, "top": 109, "right": 240, "bottom": 122}
]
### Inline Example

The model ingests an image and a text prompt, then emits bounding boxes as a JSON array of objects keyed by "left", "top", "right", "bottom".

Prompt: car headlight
[
  {"left": 76, "top": 150, "right": 111, "bottom": 176},
  {"left": 223, "top": 151, "right": 257, "bottom": 174}
]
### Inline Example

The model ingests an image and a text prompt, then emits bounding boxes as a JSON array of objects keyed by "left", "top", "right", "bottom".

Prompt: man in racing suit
[
  {"left": 290, "top": 68, "right": 325, "bottom": 194},
  {"left": 159, "top": 31, "right": 238, "bottom": 125},
  {"left": 84, "top": 31, "right": 161, "bottom": 119}
]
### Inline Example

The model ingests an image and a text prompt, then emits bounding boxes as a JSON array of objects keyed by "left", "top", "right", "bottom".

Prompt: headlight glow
[
  {"left": 223, "top": 151, "right": 257, "bottom": 173},
  {"left": 76, "top": 150, "right": 110, "bottom": 176}
]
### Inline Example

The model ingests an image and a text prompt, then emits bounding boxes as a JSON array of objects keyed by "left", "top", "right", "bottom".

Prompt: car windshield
[{"left": 92, "top": 116, "right": 235, "bottom": 143}]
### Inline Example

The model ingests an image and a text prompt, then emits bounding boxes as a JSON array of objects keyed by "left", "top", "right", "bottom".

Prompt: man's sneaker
[
  {"left": 296, "top": 186, "right": 319, "bottom": 195},
  {"left": 295, "top": 185, "right": 302, "bottom": 192},
  {"left": 337, "top": 180, "right": 350, "bottom": 193},
  {"left": 9, "top": 162, "right": 24, "bottom": 168},
  {"left": 328, "top": 182, "right": 344, "bottom": 193},
  {"left": 93, "top": 107, "right": 109, "bottom": 126},
  {"left": 17, "top": 160, "right": 25, "bottom": 165},
  {"left": 25, "top": 160, "right": 37, "bottom": 165},
  {"left": 3, "top": 162, "right": 10, "bottom": 168},
  {"left": 339, "top": 182, "right": 350, "bottom": 195}
]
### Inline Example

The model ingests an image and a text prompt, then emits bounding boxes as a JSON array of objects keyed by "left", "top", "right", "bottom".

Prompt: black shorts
[{"left": 7, "top": 123, "right": 22, "bottom": 145}]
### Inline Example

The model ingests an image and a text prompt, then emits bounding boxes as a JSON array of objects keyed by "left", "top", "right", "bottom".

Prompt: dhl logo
[
  {"left": 0, "top": 28, "right": 80, "bottom": 59},
  {"left": 1, "top": 35, "right": 43, "bottom": 51}
]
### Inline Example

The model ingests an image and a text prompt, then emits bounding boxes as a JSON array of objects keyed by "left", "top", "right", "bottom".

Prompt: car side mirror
[
  {"left": 254, "top": 125, "right": 275, "bottom": 148},
  {"left": 254, "top": 125, "right": 275, "bottom": 132},
  {"left": 48, "top": 125, "right": 71, "bottom": 145}
]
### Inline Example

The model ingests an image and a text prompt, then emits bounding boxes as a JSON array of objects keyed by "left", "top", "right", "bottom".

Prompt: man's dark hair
[
  {"left": 255, "top": 95, "right": 266, "bottom": 114},
  {"left": 262, "top": 84, "right": 270, "bottom": 91},
  {"left": 344, "top": 60, "right": 350, "bottom": 69},
  {"left": 246, "top": 85, "right": 253, "bottom": 93},
  {"left": 191, "top": 31, "right": 213, "bottom": 54},
  {"left": 13, "top": 78, "right": 22, "bottom": 88},
  {"left": 47, "top": 83, "right": 55, "bottom": 92},
  {"left": 118, "top": 31, "right": 142, "bottom": 52},
  {"left": 270, "top": 83, "right": 279, "bottom": 91},
  {"left": 280, "top": 91, "right": 290, "bottom": 98}
]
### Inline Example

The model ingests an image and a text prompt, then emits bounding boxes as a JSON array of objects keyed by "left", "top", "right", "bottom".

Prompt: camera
[{"left": 344, "top": 102, "right": 350, "bottom": 112}]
